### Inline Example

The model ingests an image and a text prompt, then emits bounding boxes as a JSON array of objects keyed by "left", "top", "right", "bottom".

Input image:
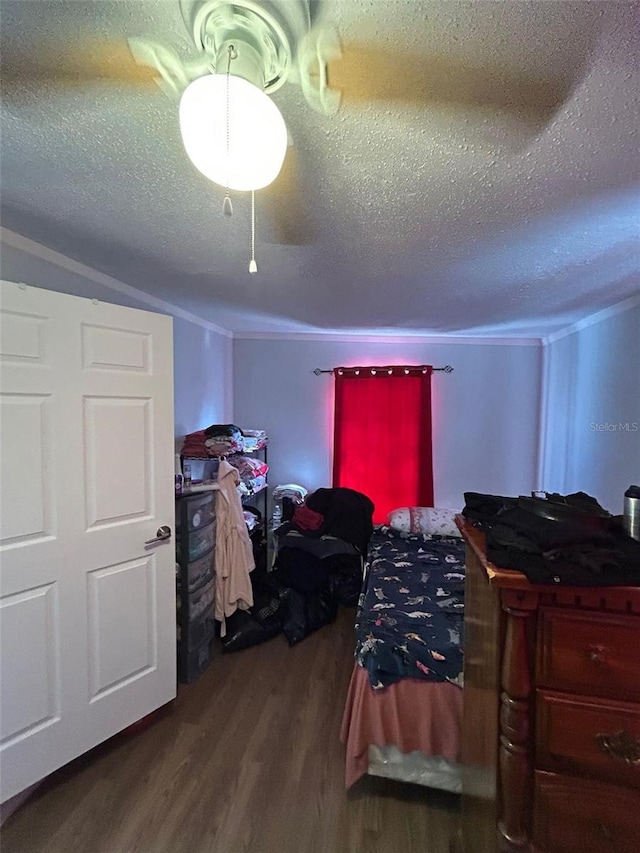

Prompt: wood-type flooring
[{"left": 1, "top": 607, "right": 460, "bottom": 853}]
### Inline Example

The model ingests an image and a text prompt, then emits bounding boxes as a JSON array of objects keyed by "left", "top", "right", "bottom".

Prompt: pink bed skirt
[{"left": 340, "top": 664, "right": 462, "bottom": 788}]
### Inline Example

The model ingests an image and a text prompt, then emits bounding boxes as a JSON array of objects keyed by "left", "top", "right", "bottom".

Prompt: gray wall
[
  {"left": 0, "top": 237, "right": 233, "bottom": 439},
  {"left": 541, "top": 300, "right": 640, "bottom": 513},
  {"left": 6, "top": 232, "right": 636, "bottom": 518},
  {"left": 173, "top": 317, "right": 232, "bottom": 439},
  {"left": 233, "top": 337, "right": 543, "bottom": 515}
]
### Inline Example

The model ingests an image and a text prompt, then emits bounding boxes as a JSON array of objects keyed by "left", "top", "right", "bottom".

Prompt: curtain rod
[{"left": 313, "top": 365, "right": 453, "bottom": 375}]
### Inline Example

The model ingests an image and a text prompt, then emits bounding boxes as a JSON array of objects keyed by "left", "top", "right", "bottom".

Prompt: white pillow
[{"left": 387, "top": 506, "right": 462, "bottom": 537}]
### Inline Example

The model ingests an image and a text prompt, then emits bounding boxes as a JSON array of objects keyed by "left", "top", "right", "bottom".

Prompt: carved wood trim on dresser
[{"left": 456, "top": 518, "right": 640, "bottom": 853}]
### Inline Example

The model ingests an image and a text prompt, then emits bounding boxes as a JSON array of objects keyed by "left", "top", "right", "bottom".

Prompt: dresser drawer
[
  {"left": 536, "top": 691, "right": 640, "bottom": 788},
  {"left": 537, "top": 609, "right": 640, "bottom": 701},
  {"left": 533, "top": 770, "right": 640, "bottom": 853}
]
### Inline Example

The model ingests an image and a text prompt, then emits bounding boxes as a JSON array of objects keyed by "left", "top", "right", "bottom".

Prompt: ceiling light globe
[{"left": 179, "top": 74, "right": 288, "bottom": 192}]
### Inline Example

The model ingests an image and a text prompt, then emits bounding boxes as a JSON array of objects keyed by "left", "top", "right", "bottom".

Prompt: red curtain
[{"left": 332, "top": 365, "right": 434, "bottom": 524}]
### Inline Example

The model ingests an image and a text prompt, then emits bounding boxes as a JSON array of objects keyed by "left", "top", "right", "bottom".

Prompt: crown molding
[
  {"left": 0, "top": 227, "right": 233, "bottom": 338},
  {"left": 232, "top": 330, "right": 542, "bottom": 346},
  {"left": 542, "top": 292, "right": 640, "bottom": 345},
  {"left": 5, "top": 226, "right": 634, "bottom": 347}
]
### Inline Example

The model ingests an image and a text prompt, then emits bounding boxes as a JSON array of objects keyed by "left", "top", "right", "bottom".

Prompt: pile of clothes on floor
[
  {"left": 222, "top": 487, "right": 374, "bottom": 652},
  {"left": 462, "top": 490, "right": 640, "bottom": 586}
]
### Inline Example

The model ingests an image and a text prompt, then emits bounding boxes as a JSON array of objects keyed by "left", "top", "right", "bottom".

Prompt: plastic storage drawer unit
[
  {"left": 176, "top": 519, "right": 216, "bottom": 563},
  {"left": 176, "top": 578, "right": 216, "bottom": 647},
  {"left": 175, "top": 491, "right": 216, "bottom": 533},
  {"left": 180, "top": 548, "right": 215, "bottom": 593},
  {"left": 177, "top": 606, "right": 215, "bottom": 648},
  {"left": 175, "top": 490, "right": 218, "bottom": 684}
]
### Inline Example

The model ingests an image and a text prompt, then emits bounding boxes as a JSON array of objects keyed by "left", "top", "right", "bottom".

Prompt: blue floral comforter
[{"left": 355, "top": 525, "right": 466, "bottom": 689}]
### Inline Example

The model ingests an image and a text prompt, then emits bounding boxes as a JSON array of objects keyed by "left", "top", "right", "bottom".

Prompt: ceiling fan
[{"left": 1, "top": 0, "right": 575, "bottom": 248}]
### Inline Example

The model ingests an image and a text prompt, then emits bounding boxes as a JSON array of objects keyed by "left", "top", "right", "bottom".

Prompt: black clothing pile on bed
[
  {"left": 463, "top": 490, "right": 640, "bottom": 586},
  {"left": 355, "top": 526, "right": 466, "bottom": 689},
  {"left": 222, "top": 487, "right": 374, "bottom": 652}
]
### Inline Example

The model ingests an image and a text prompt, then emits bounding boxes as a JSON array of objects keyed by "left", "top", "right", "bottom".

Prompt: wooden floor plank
[{"left": 1, "top": 607, "right": 459, "bottom": 852}]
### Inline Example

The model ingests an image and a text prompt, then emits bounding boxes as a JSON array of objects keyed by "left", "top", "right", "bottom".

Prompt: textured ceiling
[{"left": 1, "top": 0, "right": 639, "bottom": 337}]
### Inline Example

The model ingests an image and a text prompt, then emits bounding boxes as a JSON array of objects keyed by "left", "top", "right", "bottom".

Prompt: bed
[{"left": 340, "top": 522, "right": 466, "bottom": 791}]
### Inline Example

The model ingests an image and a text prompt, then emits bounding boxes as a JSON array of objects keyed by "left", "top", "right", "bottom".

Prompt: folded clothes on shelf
[
  {"left": 180, "top": 425, "right": 268, "bottom": 458},
  {"left": 204, "top": 423, "right": 244, "bottom": 440},
  {"left": 272, "top": 483, "right": 308, "bottom": 502},
  {"left": 204, "top": 436, "right": 244, "bottom": 456},
  {"left": 228, "top": 455, "right": 269, "bottom": 482},
  {"left": 238, "top": 474, "right": 268, "bottom": 497},
  {"left": 180, "top": 429, "right": 209, "bottom": 457},
  {"left": 243, "top": 429, "right": 269, "bottom": 451}
]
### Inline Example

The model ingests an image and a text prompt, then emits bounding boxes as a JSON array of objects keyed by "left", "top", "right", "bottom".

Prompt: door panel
[
  {"left": 0, "top": 584, "right": 61, "bottom": 744},
  {"left": 84, "top": 396, "right": 152, "bottom": 526},
  {"left": 87, "top": 557, "right": 157, "bottom": 699},
  {"left": 0, "top": 307, "right": 47, "bottom": 364},
  {"left": 0, "top": 281, "right": 176, "bottom": 802},
  {"left": 81, "top": 323, "right": 151, "bottom": 373},
  {"left": 0, "top": 394, "right": 54, "bottom": 544}
]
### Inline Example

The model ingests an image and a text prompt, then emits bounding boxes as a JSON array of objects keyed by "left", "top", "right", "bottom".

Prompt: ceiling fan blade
[
  {"left": 327, "top": 43, "right": 570, "bottom": 119},
  {"left": 261, "top": 145, "right": 315, "bottom": 246},
  {"left": 0, "top": 41, "right": 160, "bottom": 91}
]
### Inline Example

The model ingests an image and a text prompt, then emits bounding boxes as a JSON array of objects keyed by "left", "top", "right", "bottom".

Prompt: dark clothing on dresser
[{"left": 463, "top": 491, "right": 640, "bottom": 586}]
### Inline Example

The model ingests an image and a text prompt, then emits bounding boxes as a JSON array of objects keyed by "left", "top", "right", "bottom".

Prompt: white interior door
[{"left": 0, "top": 281, "right": 176, "bottom": 802}]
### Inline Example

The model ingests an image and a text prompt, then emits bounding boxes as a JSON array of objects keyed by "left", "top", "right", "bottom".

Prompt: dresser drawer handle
[
  {"left": 595, "top": 730, "right": 640, "bottom": 765},
  {"left": 588, "top": 645, "right": 607, "bottom": 664}
]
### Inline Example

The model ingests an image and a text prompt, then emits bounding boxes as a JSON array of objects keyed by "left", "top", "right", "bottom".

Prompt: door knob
[{"left": 145, "top": 525, "right": 172, "bottom": 545}]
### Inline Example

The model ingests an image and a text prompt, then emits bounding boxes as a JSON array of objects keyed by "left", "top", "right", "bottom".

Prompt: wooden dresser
[{"left": 457, "top": 519, "right": 640, "bottom": 853}]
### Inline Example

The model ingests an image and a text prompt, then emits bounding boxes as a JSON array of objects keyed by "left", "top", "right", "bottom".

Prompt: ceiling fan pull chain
[
  {"left": 249, "top": 191, "right": 258, "bottom": 274},
  {"left": 223, "top": 44, "right": 237, "bottom": 218}
]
